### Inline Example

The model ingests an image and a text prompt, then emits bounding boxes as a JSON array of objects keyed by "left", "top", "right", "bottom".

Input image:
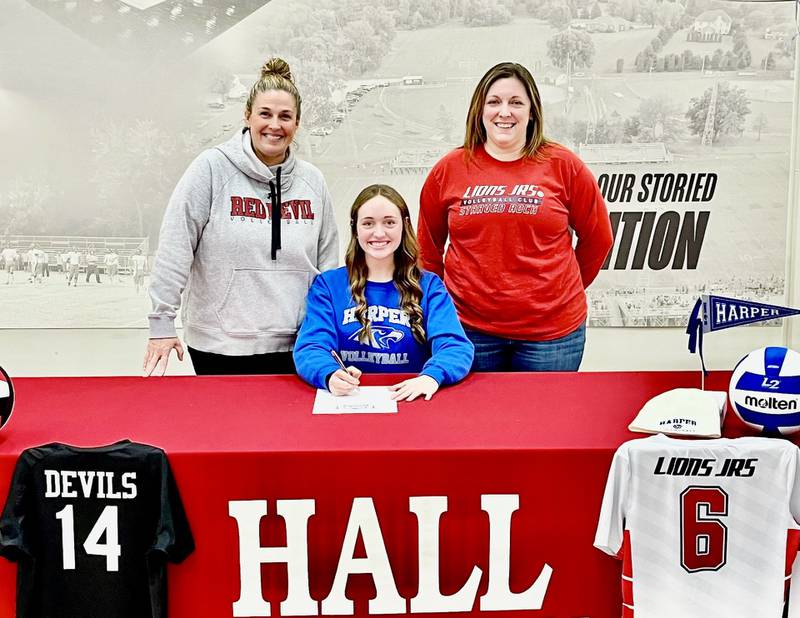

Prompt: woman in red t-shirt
[{"left": 418, "top": 62, "right": 613, "bottom": 371}]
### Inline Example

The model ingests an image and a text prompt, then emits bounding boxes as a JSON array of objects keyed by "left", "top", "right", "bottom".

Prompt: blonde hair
[
  {"left": 245, "top": 57, "right": 302, "bottom": 119},
  {"left": 345, "top": 185, "right": 426, "bottom": 345},
  {"left": 464, "top": 62, "right": 550, "bottom": 160}
]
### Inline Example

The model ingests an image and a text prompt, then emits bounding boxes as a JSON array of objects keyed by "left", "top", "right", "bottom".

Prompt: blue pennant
[
  {"left": 703, "top": 295, "right": 800, "bottom": 332},
  {"left": 685, "top": 295, "right": 800, "bottom": 376}
]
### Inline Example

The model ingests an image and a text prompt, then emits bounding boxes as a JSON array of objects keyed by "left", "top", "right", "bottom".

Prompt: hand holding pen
[{"left": 328, "top": 350, "right": 362, "bottom": 396}]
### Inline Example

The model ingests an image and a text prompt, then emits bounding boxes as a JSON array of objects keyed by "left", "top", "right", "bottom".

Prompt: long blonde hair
[
  {"left": 245, "top": 57, "right": 302, "bottom": 120},
  {"left": 464, "top": 62, "right": 550, "bottom": 160},
  {"left": 345, "top": 185, "right": 426, "bottom": 345}
]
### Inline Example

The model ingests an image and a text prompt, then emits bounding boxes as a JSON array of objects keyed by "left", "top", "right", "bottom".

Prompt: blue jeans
[{"left": 465, "top": 322, "right": 586, "bottom": 372}]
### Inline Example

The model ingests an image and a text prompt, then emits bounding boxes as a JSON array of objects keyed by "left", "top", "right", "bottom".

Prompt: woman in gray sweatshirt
[{"left": 143, "top": 58, "right": 338, "bottom": 376}]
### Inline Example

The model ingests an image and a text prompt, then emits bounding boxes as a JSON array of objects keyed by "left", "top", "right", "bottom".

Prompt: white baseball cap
[{"left": 629, "top": 388, "right": 727, "bottom": 438}]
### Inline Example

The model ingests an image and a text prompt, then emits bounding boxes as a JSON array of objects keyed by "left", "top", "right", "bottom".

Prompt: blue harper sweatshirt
[{"left": 294, "top": 267, "right": 474, "bottom": 390}]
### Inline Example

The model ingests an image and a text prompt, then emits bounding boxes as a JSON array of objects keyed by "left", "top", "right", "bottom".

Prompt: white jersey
[{"left": 594, "top": 434, "right": 800, "bottom": 618}]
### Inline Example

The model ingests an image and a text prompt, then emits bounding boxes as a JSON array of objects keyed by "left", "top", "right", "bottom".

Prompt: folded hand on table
[{"left": 389, "top": 375, "right": 439, "bottom": 401}]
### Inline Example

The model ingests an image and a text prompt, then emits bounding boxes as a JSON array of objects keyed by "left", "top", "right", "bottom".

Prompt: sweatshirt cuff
[
  {"left": 318, "top": 362, "right": 341, "bottom": 390},
  {"left": 149, "top": 314, "right": 177, "bottom": 339},
  {"left": 420, "top": 370, "right": 443, "bottom": 386}
]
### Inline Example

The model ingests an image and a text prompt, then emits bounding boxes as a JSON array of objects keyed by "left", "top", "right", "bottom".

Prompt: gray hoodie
[{"left": 148, "top": 130, "right": 339, "bottom": 355}]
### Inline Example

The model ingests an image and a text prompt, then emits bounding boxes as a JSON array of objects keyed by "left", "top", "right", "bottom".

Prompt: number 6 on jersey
[{"left": 680, "top": 486, "right": 728, "bottom": 572}]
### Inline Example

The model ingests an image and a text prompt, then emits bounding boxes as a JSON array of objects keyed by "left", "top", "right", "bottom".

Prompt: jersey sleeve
[
  {"left": 151, "top": 452, "right": 194, "bottom": 563},
  {"left": 594, "top": 444, "right": 631, "bottom": 558},
  {"left": 0, "top": 450, "right": 33, "bottom": 561},
  {"left": 788, "top": 445, "right": 800, "bottom": 525}
]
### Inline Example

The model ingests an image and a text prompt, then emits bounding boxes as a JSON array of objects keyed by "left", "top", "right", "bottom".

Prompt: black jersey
[{"left": 0, "top": 440, "right": 194, "bottom": 618}]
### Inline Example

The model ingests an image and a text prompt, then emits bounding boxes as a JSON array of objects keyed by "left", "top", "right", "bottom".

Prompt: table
[{"left": 0, "top": 371, "right": 733, "bottom": 618}]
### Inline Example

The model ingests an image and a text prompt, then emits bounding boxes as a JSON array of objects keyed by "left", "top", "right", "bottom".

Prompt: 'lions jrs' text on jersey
[
  {"left": 0, "top": 440, "right": 194, "bottom": 618},
  {"left": 594, "top": 435, "right": 800, "bottom": 618}
]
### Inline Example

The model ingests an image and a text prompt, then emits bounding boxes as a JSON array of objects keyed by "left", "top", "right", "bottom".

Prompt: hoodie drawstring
[{"left": 268, "top": 167, "right": 282, "bottom": 261}]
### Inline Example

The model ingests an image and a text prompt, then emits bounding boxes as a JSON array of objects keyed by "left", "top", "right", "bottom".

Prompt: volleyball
[{"left": 729, "top": 346, "right": 800, "bottom": 435}]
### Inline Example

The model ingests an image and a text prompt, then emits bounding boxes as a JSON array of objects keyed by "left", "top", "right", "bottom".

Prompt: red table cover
[{"left": 0, "top": 371, "right": 737, "bottom": 618}]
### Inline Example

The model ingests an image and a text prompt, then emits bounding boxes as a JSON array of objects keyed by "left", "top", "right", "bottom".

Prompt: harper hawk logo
[{"left": 349, "top": 326, "right": 404, "bottom": 350}]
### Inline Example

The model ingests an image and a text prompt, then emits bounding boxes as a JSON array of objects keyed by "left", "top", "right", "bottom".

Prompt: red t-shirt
[{"left": 418, "top": 144, "right": 613, "bottom": 340}]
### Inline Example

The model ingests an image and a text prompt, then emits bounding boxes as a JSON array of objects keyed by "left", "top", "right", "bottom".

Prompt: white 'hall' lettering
[{"left": 228, "top": 494, "right": 552, "bottom": 617}]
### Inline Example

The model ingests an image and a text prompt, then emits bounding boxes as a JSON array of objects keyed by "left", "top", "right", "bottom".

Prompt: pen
[
  {"left": 330, "top": 349, "right": 347, "bottom": 371},
  {"left": 330, "top": 350, "right": 359, "bottom": 392}
]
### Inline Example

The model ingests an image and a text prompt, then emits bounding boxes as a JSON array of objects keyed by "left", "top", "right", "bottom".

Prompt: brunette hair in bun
[
  {"left": 261, "top": 57, "right": 292, "bottom": 81},
  {"left": 245, "top": 56, "right": 302, "bottom": 119}
]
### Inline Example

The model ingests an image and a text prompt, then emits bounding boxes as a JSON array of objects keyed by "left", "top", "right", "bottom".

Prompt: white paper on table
[{"left": 312, "top": 387, "right": 398, "bottom": 415}]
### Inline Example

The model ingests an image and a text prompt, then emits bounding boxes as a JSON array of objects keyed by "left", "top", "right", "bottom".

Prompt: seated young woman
[{"left": 294, "top": 184, "right": 474, "bottom": 401}]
